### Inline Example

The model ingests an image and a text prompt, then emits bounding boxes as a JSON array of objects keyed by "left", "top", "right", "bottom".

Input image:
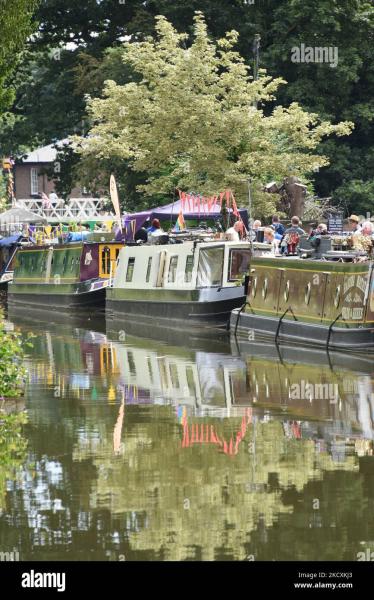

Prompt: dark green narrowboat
[
  {"left": 231, "top": 255, "right": 374, "bottom": 351},
  {"left": 8, "top": 241, "right": 123, "bottom": 311}
]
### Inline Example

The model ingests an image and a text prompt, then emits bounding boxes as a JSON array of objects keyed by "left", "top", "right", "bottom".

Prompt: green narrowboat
[
  {"left": 8, "top": 240, "right": 123, "bottom": 311},
  {"left": 231, "top": 254, "right": 374, "bottom": 351}
]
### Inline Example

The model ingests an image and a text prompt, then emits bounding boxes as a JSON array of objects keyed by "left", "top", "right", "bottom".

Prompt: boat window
[
  {"left": 71, "top": 257, "right": 75, "bottom": 271},
  {"left": 147, "top": 357, "right": 153, "bottom": 383},
  {"left": 186, "top": 366, "right": 197, "bottom": 398},
  {"left": 185, "top": 255, "right": 194, "bottom": 283},
  {"left": 127, "top": 351, "right": 136, "bottom": 375},
  {"left": 146, "top": 257, "right": 152, "bottom": 283},
  {"left": 169, "top": 363, "right": 180, "bottom": 388},
  {"left": 115, "top": 248, "right": 120, "bottom": 260},
  {"left": 101, "top": 246, "right": 111, "bottom": 275},
  {"left": 126, "top": 257, "right": 136, "bottom": 282},
  {"left": 229, "top": 249, "right": 251, "bottom": 281},
  {"left": 197, "top": 246, "right": 224, "bottom": 287},
  {"left": 168, "top": 256, "right": 178, "bottom": 283}
]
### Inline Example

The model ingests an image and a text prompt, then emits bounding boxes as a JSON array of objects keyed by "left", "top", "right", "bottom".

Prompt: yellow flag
[{"left": 110, "top": 174, "right": 122, "bottom": 230}]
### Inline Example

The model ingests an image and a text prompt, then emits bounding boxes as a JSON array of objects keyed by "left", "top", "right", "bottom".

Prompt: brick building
[{"left": 14, "top": 141, "right": 83, "bottom": 200}]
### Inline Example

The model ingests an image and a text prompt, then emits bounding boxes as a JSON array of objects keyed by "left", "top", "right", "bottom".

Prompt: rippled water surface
[{"left": 1, "top": 310, "right": 374, "bottom": 561}]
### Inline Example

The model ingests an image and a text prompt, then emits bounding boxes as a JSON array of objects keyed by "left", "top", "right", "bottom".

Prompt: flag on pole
[
  {"left": 232, "top": 195, "right": 240, "bottom": 218},
  {"left": 175, "top": 210, "right": 186, "bottom": 231},
  {"left": 110, "top": 174, "right": 122, "bottom": 231}
]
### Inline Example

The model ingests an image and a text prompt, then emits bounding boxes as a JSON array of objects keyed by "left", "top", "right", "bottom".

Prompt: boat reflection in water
[
  {"left": 1, "top": 313, "right": 374, "bottom": 561},
  {"left": 108, "top": 321, "right": 374, "bottom": 456}
]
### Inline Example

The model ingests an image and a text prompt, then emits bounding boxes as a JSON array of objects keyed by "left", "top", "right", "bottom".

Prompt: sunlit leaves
[{"left": 76, "top": 14, "right": 353, "bottom": 215}]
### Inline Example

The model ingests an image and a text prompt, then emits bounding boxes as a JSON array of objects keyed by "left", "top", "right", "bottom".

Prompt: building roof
[{"left": 22, "top": 139, "right": 69, "bottom": 164}]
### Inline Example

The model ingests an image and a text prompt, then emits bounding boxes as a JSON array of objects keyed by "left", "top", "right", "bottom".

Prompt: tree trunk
[{"left": 283, "top": 176, "right": 306, "bottom": 218}]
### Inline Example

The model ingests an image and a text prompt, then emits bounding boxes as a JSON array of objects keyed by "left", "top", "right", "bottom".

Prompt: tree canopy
[
  {"left": 0, "top": 0, "right": 39, "bottom": 112},
  {"left": 1, "top": 0, "right": 373, "bottom": 214},
  {"left": 75, "top": 14, "right": 352, "bottom": 213}
]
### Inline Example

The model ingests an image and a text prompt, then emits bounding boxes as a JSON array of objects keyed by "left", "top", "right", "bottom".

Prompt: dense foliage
[
  {"left": 75, "top": 14, "right": 352, "bottom": 214},
  {"left": 0, "top": 313, "right": 26, "bottom": 398},
  {"left": 0, "top": 0, "right": 373, "bottom": 214},
  {"left": 0, "top": 312, "right": 29, "bottom": 509}
]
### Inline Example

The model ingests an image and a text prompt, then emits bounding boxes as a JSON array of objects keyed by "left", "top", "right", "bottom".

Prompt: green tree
[
  {"left": 2, "top": 1, "right": 373, "bottom": 212},
  {"left": 76, "top": 14, "right": 352, "bottom": 215},
  {"left": 0, "top": 312, "right": 26, "bottom": 398},
  {"left": 0, "top": 0, "right": 39, "bottom": 113}
]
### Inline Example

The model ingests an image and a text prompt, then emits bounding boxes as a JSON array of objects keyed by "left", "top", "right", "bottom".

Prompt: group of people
[
  {"left": 347, "top": 214, "right": 374, "bottom": 238},
  {"left": 251, "top": 215, "right": 306, "bottom": 255},
  {"left": 134, "top": 218, "right": 165, "bottom": 244},
  {"left": 250, "top": 213, "right": 374, "bottom": 256},
  {"left": 134, "top": 212, "right": 374, "bottom": 252}
]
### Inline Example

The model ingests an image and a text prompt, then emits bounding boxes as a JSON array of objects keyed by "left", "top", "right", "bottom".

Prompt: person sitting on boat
[
  {"left": 348, "top": 214, "right": 362, "bottom": 235},
  {"left": 264, "top": 227, "right": 281, "bottom": 255},
  {"left": 308, "top": 223, "right": 328, "bottom": 249},
  {"left": 361, "top": 221, "right": 373, "bottom": 237},
  {"left": 134, "top": 221, "right": 149, "bottom": 243},
  {"left": 147, "top": 218, "right": 162, "bottom": 233},
  {"left": 148, "top": 219, "right": 165, "bottom": 243},
  {"left": 249, "top": 219, "right": 262, "bottom": 242},
  {"left": 226, "top": 221, "right": 242, "bottom": 241},
  {"left": 281, "top": 216, "right": 306, "bottom": 255},
  {"left": 271, "top": 215, "right": 285, "bottom": 236},
  {"left": 284, "top": 216, "right": 306, "bottom": 237}
]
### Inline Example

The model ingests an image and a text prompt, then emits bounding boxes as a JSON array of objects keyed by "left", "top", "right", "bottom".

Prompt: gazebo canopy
[
  {"left": 123, "top": 198, "right": 248, "bottom": 239},
  {"left": 0, "top": 207, "right": 47, "bottom": 225}
]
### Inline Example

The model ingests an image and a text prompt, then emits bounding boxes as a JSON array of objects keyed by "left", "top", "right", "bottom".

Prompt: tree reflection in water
[{"left": 0, "top": 316, "right": 373, "bottom": 561}]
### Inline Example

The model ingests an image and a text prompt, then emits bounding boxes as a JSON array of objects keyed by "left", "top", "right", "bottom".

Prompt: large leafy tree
[
  {"left": 75, "top": 14, "right": 352, "bottom": 214},
  {"left": 0, "top": 0, "right": 39, "bottom": 112},
  {"left": 1, "top": 0, "right": 373, "bottom": 213},
  {"left": 0, "top": 0, "right": 39, "bottom": 205}
]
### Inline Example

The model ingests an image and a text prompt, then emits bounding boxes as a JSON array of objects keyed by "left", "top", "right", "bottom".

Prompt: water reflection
[{"left": 0, "top": 312, "right": 373, "bottom": 561}]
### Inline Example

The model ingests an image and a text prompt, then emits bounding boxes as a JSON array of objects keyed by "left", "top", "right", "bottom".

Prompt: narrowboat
[
  {"left": 0, "top": 234, "right": 25, "bottom": 289},
  {"left": 106, "top": 239, "right": 251, "bottom": 328},
  {"left": 231, "top": 243, "right": 374, "bottom": 351},
  {"left": 8, "top": 239, "right": 123, "bottom": 311}
]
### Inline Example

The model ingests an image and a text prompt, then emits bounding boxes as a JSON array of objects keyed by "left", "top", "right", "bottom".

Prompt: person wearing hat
[{"left": 348, "top": 215, "right": 362, "bottom": 235}]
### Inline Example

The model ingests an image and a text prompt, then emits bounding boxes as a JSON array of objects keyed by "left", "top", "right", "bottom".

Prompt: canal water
[{"left": 1, "top": 309, "right": 374, "bottom": 561}]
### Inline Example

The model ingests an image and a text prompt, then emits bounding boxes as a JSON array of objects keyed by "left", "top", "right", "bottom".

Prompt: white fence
[{"left": 14, "top": 198, "right": 114, "bottom": 222}]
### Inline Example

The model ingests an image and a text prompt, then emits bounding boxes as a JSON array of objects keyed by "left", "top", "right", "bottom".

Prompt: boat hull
[
  {"left": 231, "top": 310, "right": 374, "bottom": 351},
  {"left": 8, "top": 282, "right": 107, "bottom": 312},
  {"left": 231, "top": 255, "right": 374, "bottom": 351},
  {"left": 107, "top": 288, "right": 246, "bottom": 329}
]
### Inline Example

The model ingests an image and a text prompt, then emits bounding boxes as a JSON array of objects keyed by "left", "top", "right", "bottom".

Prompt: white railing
[{"left": 14, "top": 198, "right": 114, "bottom": 222}]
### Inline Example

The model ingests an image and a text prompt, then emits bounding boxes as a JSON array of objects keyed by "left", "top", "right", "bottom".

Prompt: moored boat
[
  {"left": 106, "top": 237, "right": 251, "bottom": 328},
  {"left": 0, "top": 234, "right": 25, "bottom": 290},
  {"left": 8, "top": 238, "right": 123, "bottom": 311},
  {"left": 231, "top": 249, "right": 374, "bottom": 351}
]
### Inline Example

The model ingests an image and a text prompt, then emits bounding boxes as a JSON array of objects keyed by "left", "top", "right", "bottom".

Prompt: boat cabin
[
  {"left": 113, "top": 240, "right": 251, "bottom": 291},
  {"left": 13, "top": 241, "right": 122, "bottom": 285},
  {"left": 108, "top": 240, "right": 252, "bottom": 327}
]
